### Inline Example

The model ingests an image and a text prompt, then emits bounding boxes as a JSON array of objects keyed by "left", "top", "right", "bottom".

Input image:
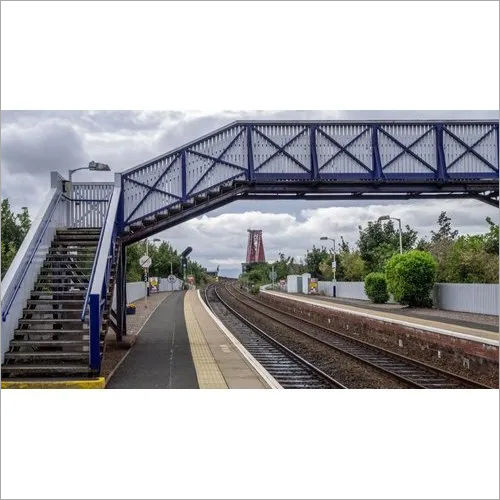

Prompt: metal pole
[
  {"left": 145, "top": 238, "right": 149, "bottom": 309},
  {"left": 398, "top": 218, "right": 403, "bottom": 254}
]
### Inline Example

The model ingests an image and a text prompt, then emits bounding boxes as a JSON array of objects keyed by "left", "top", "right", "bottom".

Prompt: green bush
[
  {"left": 385, "top": 250, "right": 437, "bottom": 307},
  {"left": 364, "top": 272, "right": 389, "bottom": 303}
]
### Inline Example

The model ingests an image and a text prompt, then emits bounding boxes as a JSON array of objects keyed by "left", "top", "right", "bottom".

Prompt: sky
[{"left": 1, "top": 110, "right": 498, "bottom": 277}]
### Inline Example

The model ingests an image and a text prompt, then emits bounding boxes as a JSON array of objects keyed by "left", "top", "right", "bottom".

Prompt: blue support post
[
  {"left": 310, "top": 125, "right": 319, "bottom": 181},
  {"left": 89, "top": 293, "right": 101, "bottom": 372},
  {"left": 247, "top": 125, "right": 254, "bottom": 182},
  {"left": 181, "top": 151, "right": 187, "bottom": 201},
  {"left": 371, "top": 125, "right": 383, "bottom": 181},
  {"left": 435, "top": 124, "right": 447, "bottom": 182}
]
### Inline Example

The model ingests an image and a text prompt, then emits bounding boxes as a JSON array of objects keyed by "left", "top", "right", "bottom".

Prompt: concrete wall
[{"left": 316, "top": 280, "right": 499, "bottom": 316}]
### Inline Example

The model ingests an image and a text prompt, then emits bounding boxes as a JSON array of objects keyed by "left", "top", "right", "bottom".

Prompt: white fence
[
  {"left": 433, "top": 283, "right": 499, "bottom": 316},
  {"left": 315, "top": 280, "right": 499, "bottom": 315},
  {"left": 159, "top": 277, "right": 183, "bottom": 292}
]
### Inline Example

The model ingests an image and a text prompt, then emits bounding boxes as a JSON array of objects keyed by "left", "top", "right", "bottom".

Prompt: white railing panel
[{"left": 1, "top": 180, "right": 67, "bottom": 363}]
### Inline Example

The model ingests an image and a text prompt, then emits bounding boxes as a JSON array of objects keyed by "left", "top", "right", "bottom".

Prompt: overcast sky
[{"left": 1, "top": 110, "right": 498, "bottom": 277}]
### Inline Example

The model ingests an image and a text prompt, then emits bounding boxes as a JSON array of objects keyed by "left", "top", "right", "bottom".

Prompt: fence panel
[{"left": 433, "top": 283, "right": 499, "bottom": 316}]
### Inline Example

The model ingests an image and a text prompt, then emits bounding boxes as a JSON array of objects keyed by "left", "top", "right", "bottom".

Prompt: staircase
[{"left": 1, "top": 228, "right": 113, "bottom": 379}]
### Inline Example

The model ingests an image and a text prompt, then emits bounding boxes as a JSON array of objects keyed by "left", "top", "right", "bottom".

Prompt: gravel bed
[{"left": 219, "top": 287, "right": 408, "bottom": 389}]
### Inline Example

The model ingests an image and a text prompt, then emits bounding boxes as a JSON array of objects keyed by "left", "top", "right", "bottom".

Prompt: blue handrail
[
  {"left": 80, "top": 190, "right": 115, "bottom": 322},
  {"left": 85, "top": 185, "right": 121, "bottom": 371},
  {"left": 1, "top": 192, "right": 63, "bottom": 322}
]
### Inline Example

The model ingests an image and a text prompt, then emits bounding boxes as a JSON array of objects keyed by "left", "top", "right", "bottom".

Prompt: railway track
[
  {"left": 204, "top": 284, "right": 345, "bottom": 389},
  {"left": 220, "top": 283, "right": 489, "bottom": 389}
]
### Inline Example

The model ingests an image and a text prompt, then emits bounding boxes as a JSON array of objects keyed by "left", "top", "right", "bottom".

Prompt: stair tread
[
  {"left": 5, "top": 352, "right": 88, "bottom": 359},
  {"left": 10, "top": 340, "right": 100, "bottom": 346}
]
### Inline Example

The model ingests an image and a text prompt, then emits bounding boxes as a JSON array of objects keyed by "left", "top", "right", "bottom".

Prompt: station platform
[
  {"left": 262, "top": 290, "right": 499, "bottom": 346},
  {"left": 107, "top": 290, "right": 277, "bottom": 389}
]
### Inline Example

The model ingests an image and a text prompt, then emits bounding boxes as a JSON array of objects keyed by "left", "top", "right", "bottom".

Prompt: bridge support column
[{"left": 116, "top": 243, "right": 127, "bottom": 342}]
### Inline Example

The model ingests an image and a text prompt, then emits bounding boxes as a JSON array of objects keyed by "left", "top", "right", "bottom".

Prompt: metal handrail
[
  {"left": 80, "top": 189, "right": 117, "bottom": 321},
  {"left": 1, "top": 192, "right": 63, "bottom": 322},
  {"left": 85, "top": 185, "right": 121, "bottom": 371}
]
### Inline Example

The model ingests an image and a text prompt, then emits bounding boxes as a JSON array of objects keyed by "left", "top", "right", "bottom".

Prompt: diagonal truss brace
[
  {"left": 378, "top": 127, "right": 437, "bottom": 172},
  {"left": 317, "top": 127, "right": 371, "bottom": 172},
  {"left": 444, "top": 126, "right": 498, "bottom": 172},
  {"left": 187, "top": 128, "right": 246, "bottom": 196},
  {"left": 252, "top": 127, "right": 309, "bottom": 172}
]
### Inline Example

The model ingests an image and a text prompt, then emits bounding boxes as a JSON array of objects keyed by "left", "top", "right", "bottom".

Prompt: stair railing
[
  {"left": 1, "top": 173, "right": 67, "bottom": 363},
  {"left": 83, "top": 176, "right": 122, "bottom": 372}
]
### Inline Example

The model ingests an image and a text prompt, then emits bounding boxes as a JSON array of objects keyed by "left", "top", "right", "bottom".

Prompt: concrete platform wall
[{"left": 259, "top": 292, "right": 498, "bottom": 386}]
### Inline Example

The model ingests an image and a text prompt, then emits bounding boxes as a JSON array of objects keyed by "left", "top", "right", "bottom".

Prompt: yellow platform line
[
  {"left": 1, "top": 377, "right": 105, "bottom": 389},
  {"left": 184, "top": 293, "right": 228, "bottom": 389}
]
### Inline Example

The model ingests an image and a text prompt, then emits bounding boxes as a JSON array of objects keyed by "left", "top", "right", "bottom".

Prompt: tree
[
  {"left": 484, "top": 217, "right": 499, "bottom": 255},
  {"left": 364, "top": 272, "right": 389, "bottom": 303},
  {"left": 338, "top": 250, "right": 366, "bottom": 281},
  {"left": 357, "top": 219, "right": 418, "bottom": 273},
  {"left": 441, "top": 235, "right": 499, "bottom": 283},
  {"left": 1, "top": 199, "right": 32, "bottom": 277},
  {"left": 385, "top": 250, "right": 437, "bottom": 307},
  {"left": 304, "top": 245, "right": 332, "bottom": 279},
  {"left": 125, "top": 240, "right": 208, "bottom": 284},
  {"left": 431, "top": 211, "right": 458, "bottom": 243}
]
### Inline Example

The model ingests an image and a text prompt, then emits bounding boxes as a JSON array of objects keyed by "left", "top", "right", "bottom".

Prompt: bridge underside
[{"left": 120, "top": 179, "right": 498, "bottom": 245}]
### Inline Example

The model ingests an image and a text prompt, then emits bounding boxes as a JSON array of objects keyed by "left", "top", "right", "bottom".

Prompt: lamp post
[
  {"left": 378, "top": 215, "right": 403, "bottom": 254},
  {"left": 68, "top": 161, "right": 111, "bottom": 183},
  {"left": 68, "top": 161, "right": 110, "bottom": 225},
  {"left": 320, "top": 236, "right": 336, "bottom": 297}
]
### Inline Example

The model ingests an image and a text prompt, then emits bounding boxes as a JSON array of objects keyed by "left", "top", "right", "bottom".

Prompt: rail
[{"left": 85, "top": 183, "right": 122, "bottom": 371}]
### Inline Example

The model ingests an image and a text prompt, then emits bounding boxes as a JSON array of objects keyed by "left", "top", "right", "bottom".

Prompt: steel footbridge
[{"left": 1, "top": 119, "right": 498, "bottom": 377}]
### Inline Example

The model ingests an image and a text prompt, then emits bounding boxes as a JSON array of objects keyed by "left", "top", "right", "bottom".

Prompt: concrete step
[
  {"left": 38, "top": 271, "right": 91, "bottom": 277},
  {"left": 34, "top": 283, "right": 88, "bottom": 288},
  {"left": 52, "top": 240, "right": 99, "bottom": 245},
  {"left": 56, "top": 234, "right": 100, "bottom": 240},
  {"left": 18, "top": 318, "right": 85, "bottom": 324},
  {"left": 31, "top": 291, "right": 87, "bottom": 297},
  {"left": 10, "top": 340, "right": 100, "bottom": 347},
  {"left": 14, "top": 328, "right": 89, "bottom": 334},
  {"left": 2, "top": 364, "right": 91, "bottom": 375},
  {"left": 27, "top": 299, "right": 85, "bottom": 305},
  {"left": 47, "top": 247, "right": 97, "bottom": 254},
  {"left": 5, "top": 352, "right": 88, "bottom": 361},
  {"left": 38, "top": 271, "right": 90, "bottom": 280},
  {"left": 23, "top": 308, "right": 84, "bottom": 315},
  {"left": 42, "top": 261, "right": 93, "bottom": 266},
  {"left": 58, "top": 228, "right": 101, "bottom": 234}
]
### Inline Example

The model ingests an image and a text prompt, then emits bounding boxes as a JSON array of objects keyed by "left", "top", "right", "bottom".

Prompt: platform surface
[
  {"left": 107, "top": 290, "right": 271, "bottom": 389},
  {"left": 263, "top": 290, "right": 499, "bottom": 346}
]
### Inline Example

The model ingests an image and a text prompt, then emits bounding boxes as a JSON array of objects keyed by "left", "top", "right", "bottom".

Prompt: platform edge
[{"left": 197, "top": 289, "right": 282, "bottom": 389}]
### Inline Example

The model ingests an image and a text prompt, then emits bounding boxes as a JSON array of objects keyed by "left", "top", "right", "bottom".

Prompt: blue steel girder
[{"left": 119, "top": 120, "right": 499, "bottom": 230}]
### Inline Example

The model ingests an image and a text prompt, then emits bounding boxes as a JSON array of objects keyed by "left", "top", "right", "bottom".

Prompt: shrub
[
  {"left": 385, "top": 250, "right": 437, "bottom": 307},
  {"left": 364, "top": 272, "right": 389, "bottom": 303}
]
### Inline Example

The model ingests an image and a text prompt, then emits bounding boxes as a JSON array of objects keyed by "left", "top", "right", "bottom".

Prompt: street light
[
  {"left": 378, "top": 215, "right": 403, "bottom": 254},
  {"left": 68, "top": 161, "right": 110, "bottom": 182},
  {"left": 320, "top": 236, "right": 337, "bottom": 297}
]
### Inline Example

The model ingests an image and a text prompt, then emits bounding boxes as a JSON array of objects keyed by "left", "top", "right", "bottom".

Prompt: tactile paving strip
[{"left": 184, "top": 295, "right": 228, "bottom": 389}]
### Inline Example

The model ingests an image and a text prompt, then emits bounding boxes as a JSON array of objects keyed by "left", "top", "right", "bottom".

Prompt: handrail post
[{"left": 89, "top": 293, "right": 101, "bottom": 372}]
